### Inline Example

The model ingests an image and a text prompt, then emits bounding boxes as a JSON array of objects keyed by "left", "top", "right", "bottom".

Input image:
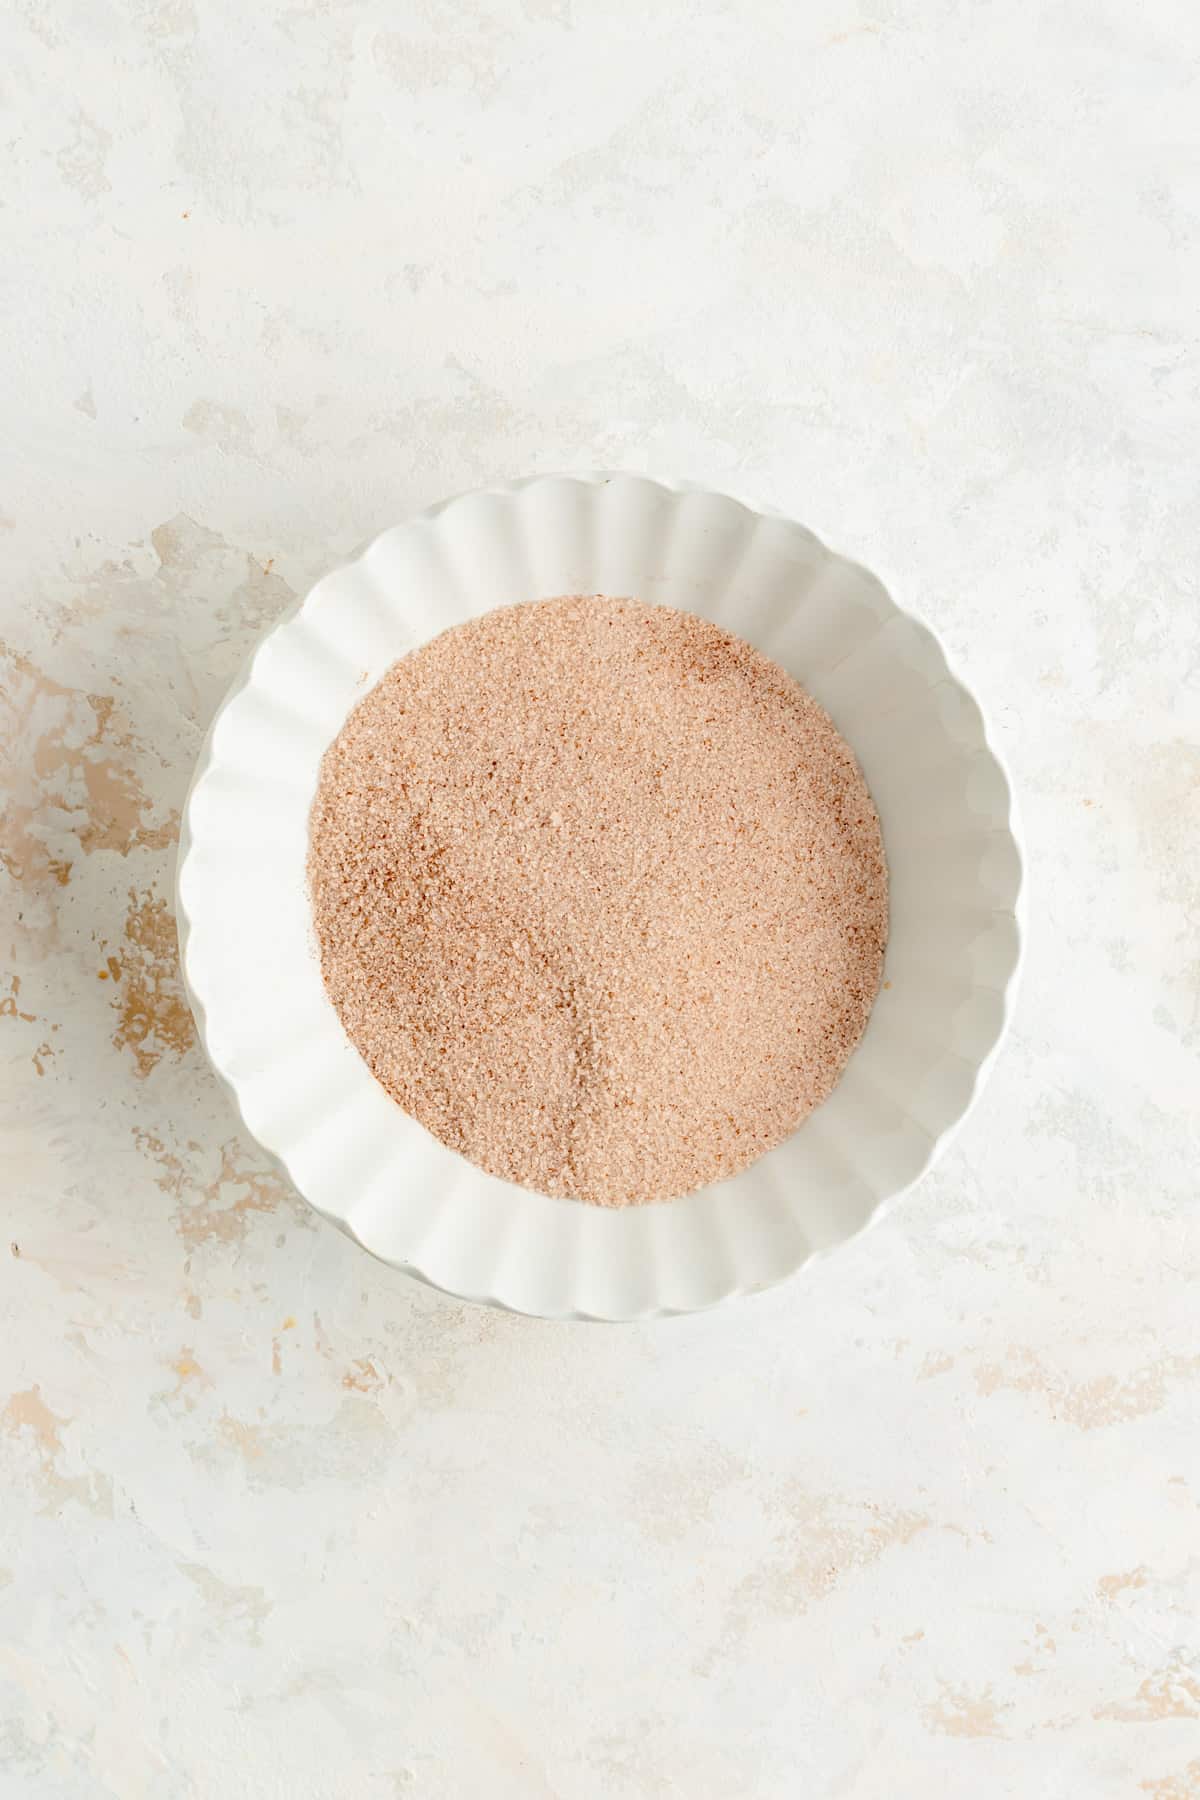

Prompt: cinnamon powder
[{"left": 308, "top": 598, "right": 887, "bottom": 1206}]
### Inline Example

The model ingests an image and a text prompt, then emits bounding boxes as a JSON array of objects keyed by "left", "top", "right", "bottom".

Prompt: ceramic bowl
[{"left": 177, "top": 473, "right": 1023, "bottom": 1320}]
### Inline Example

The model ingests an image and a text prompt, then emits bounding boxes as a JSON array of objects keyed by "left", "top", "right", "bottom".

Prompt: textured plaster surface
[{"left": 1, "top": 2, "right": 1199, "bottom": 1795}]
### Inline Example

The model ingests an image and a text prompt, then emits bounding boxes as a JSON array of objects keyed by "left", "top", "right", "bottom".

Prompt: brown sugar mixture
[{"left": 308, "top": 598, "right": 888, "bottom": 1207}]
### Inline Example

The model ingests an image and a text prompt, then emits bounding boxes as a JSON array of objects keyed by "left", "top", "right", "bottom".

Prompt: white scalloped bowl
[{"left": 177, "top": 474, "right": 1023, "bottom": 1320}]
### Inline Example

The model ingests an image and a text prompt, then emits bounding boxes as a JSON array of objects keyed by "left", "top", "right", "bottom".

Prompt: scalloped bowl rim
[{"left": 176, "top": 472, "right": 1026, "bottom": 1321}]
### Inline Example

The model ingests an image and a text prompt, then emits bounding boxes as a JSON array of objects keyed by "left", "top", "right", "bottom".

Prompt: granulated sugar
[{"left": 308, "top": 597, "right": 888, "bottom": 1206}]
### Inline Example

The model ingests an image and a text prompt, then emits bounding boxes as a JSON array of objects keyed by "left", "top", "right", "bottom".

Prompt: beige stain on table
[
  {"left": 166, "top": 1348, "right": 211, "bottom": 1410},
  {"left": 1, "top": 975, "right": 36, "bottom": 1023},
  {"left": 923, "top": 1682, "right": 1012, "bottom": 1739},
  {"left": 48, "top": 512, "right": 294, "bottom": 646},
  {"left": 197, "top": 1393, "right": 399, "bottom": 1494},
  {"left": 342, "top": 1357, "right": 385, "bottom": 1394},
  {"left": 271, "top": 1316, "right": 298, "bottom": 1376},
  {"left": 134, "top": 1128, "right": 298, "bottom": 1252},
  {"left": 177, "top": 1562, "right": 272, "bottom": 1645},
  {"left": 780, "top": 1497, "right": 931, "bottom": 1611},
  {"left": 974, "top": 1345, "right": 1200, "bottom": 1429},
  {"left": 216, "top": 1412, "right": 266, "bottom": 1462},
  {"left": 1142, "top": 1759, "right": 1200, "bottom": 1799},
  {"left": 702, "top": 1493, "right": 932, "bottom": 1674},
  {"left": 110, "top": 889, "right": 195, "bottom": 1075},
  {"left": 0, "top": 976, "right": 60, "bottom": 1077},
  {"left": 1011, "top": 1621, "right": 1057, "bottom": 1678},
  {"left": 1098, "top": 1566, "right": 1152, "bottom": 1599},
  {"left": 149, "top": 512, "right": 295, "bottom": 635},
  {"left": 1, "top": 1385, "right": 113, "bottom": 1517},
  {"left": 1096, "top": 1662, "right": 1200, "bottom": 1723},
  {"left": 0, "top": 642, "right": 177, "bottom": 894}
]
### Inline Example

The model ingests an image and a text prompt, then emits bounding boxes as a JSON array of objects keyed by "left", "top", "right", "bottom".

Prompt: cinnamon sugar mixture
[{"left": 308, "top": 598, "right": 887, "bottom": 1207}]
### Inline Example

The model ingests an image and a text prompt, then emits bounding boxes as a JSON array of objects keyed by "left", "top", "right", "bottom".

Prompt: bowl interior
[{"left": 178, "top": 475, "right": 1022, "bottom": 1318}]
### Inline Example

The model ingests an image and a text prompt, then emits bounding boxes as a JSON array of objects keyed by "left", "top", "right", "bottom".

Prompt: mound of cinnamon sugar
[{"left": 308, "top": 598, "right": 887, "bottom": 1207}]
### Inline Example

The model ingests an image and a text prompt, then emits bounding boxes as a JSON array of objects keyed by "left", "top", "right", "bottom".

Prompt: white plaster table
[{"left": 2, "top": 3, "right": 1198, "bottom": 1795}]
